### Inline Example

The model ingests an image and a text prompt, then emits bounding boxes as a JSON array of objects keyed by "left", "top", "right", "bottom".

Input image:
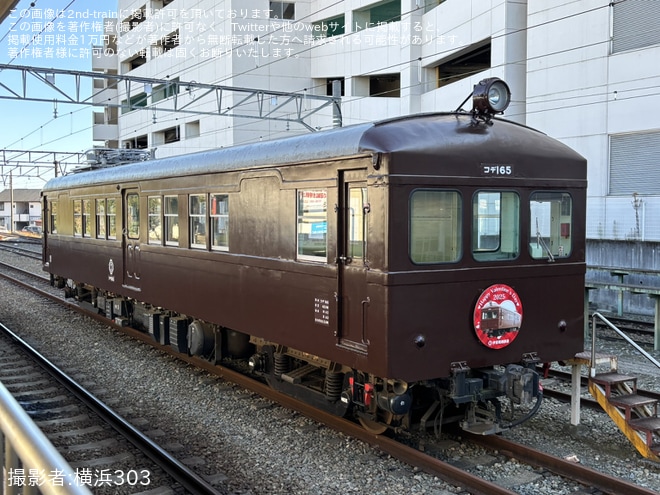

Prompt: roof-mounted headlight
[{"left": 472, "top": 77, "right": 511, "bottom": 116}]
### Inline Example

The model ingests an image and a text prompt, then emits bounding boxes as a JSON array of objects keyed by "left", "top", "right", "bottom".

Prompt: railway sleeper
[{"left": 58, "top": 279, "right": 542, "bottom": 436}]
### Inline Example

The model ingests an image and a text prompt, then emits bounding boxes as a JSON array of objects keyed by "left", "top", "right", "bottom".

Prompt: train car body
[{"left": 42, "top": 111, "right": 587, "bottom": 434}]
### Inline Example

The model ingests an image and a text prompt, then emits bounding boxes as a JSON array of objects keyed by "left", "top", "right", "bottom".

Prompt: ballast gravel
[{"left": 1, "top": 250, "right": 660, "bottom": 494}]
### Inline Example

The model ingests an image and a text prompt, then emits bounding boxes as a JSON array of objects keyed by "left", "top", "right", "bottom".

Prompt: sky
[{"left": 0, "top": 0, "right": 117, "bottom": 188}]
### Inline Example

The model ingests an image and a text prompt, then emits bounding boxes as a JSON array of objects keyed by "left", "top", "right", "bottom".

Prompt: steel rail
[
  {"left": 470, "top": 433, "right": 659, "bottom": 495},
  {"left": 0, "top": 274, "right": 222, "bottom": 495}
]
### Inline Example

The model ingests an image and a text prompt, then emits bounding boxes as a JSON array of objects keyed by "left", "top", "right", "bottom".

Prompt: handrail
[
  {"left": 590, "top": 312, "right": 660, "bottom": 378},
  {"left": 0, "top": 381, "right": 92, "bottom": 495}
]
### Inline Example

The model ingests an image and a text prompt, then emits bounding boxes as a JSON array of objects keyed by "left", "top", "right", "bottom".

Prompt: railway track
[
  {"left": 0, "top": 320, "right": 223, "bottom": 494},
  {"left": 1, "top": 262, "right": 656, "bottom": 494}
]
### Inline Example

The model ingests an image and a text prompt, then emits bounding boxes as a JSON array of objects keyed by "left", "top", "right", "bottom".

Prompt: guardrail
[
  {"left": 0, "top": 380, "right": 92, "bottom": 495},
  {"left": 586, "top": 266, "right": 660, "bottom": 350},
  {"left": 589, "top": 312, "right": 660, "bottom": 378}
]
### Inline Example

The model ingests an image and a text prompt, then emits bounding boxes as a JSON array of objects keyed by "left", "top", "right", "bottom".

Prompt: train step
[
  {"left": 589, "top": 371, "right": 637, "bottom": 398},
  {"left": 281, "top": 364, "right": 317, "bottom": 385},
  {"left": 589, "top": 371, "right": 660, "bottom": 462}
]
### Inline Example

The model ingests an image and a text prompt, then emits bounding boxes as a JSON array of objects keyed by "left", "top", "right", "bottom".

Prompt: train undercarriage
[{"left": 58, "top": 278, "right": 543, "bottom": 436}]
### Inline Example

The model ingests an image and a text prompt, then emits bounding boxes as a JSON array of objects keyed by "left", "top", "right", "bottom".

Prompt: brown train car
[{"left": 42, "top": 94, "right": 586, "bottom": 434}]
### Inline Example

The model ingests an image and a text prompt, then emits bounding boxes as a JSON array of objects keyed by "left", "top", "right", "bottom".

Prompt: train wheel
[{"left": 358, "top": 411, "right": 393, "bottom": 435}]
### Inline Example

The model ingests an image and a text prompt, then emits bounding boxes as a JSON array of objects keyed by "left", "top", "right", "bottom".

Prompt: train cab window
[
  {"left": 297, "top": 190, "right": 327, "bottom": 262},
  {"left": 164, "top": 196, "right": 179, "bottom": 246},
  {"left": 472, "top": 191, "right": 520, "bottom": 261},
  {"left": 210, "top": 194, "right": 229, "bottom": 251},
  {"left": 530, "top": 192, "right": 572, "bottom": 260},
  {"left": 148, "top": 197, "right": 162, "bottom": 244},
  {"left": 410, "top": 190, "right": 461, "bottom": 263},
  {"left": 73, "top": 200, "right": 82, "bottom": 237},
  {"left": 107, "top": 199, "right": 117, "bottom": 240},
  {"left": 190, "top": 194, "right": 207, "bottom": 249},
  {"left": 49, "top": 201, "right": 57, "bottom": 234},
  {"left": 96, "top": 199, "right": 106, "bottom": 239},
  {"left": 126, "top": 193, "right": 140, "bottom": 240}
]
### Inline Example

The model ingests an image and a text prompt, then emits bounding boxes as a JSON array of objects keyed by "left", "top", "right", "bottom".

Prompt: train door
[
  {"left": 337, "top": 170, "right": 370, "bottom": 353},
  {"left": 122, "top": 189, "right": 142, "bottom": 290}
]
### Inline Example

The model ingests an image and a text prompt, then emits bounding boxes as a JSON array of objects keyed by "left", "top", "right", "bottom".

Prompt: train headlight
[{"left": 472, "top": 77, "right": 511, "bottom": 115}]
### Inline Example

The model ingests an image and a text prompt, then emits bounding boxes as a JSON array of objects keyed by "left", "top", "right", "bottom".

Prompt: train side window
[
  {"left": 107, "top": 199, "right": 117, "bottom": 240},
  {"left": 472, "top": 191, "right": 520, "bottom": 261},
  {"left": 210, "top": 194, "right": 229, "bottom": 251},
  {"left": 49, "top": 201, "right": 57, "bottom": 234},
  {"left": 297, "top": 190, "right": 327, "bottom": 262},
  {"left": 82, "top": 200, "right": 92, "bottom": 238},
  {"left": 530, "top": 192, "right": 572, "bottom": 260},
  {"left": 410, "top": 190, "right": 461, "bottom": 264},
  {"left": 96, "top": 199, "right": 106, "bottom": 239},
  {"left": 73, "top": 200, "right": 82, "bottom": 237},
  {"left": 126, "top": 193, "right": 140, "bottom": 240},
  {"left": 164, "top": 195, "right": 179, "bottom": 246},
  {"left": 148, "top": 196, "right": 162, "bottom": 244},
  {"left": 190, "top": 194, "right": 207, "bottom": 249}
]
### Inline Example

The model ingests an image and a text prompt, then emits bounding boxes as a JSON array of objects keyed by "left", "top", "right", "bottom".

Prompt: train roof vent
[{"left": 69, "top": 148, "right": 154, "bottom": 174}]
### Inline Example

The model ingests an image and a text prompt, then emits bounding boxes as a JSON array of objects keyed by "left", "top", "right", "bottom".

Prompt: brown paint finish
[{"left": 42, "top": 113, "right": 587, "bottom": 383}]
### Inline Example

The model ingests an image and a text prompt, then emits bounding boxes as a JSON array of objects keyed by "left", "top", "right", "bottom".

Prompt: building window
[
  {"left": 121, "top": 5, "right": 146, "bottom": 33},
  {"left": 370, "top": 74, "right": 400, "bottom": 97},
  {"left": 436, "top": 40, "right": 491, "bottom": 88},
  {"left": 210, "top": 194, "right": 229, "bottom": 251},
  {"left": 124, "top": 50, "right": 147, "bottom": 72},
  {"left": 121, "top": 93, "right": 148, "bottom": 114},
  {"left": 530, "top": 192, "right": 572, "bottom": 260},
  {"left": 610, "top": 131, "right": 660, "bottom": 195},
  {"left": 164, "top": 196, "right": 179, "bottom": 246},
  {"left": 354, "top": 0, "right": 400, "bottom": 31},
  {"left": 410, "top": 190, "right": 461, "bottom": 264},
  {"left": 313, "top": 15, "right": 345, "bottom": 38},
  {"left": 154, "top": 126, "right": 180, "bottom": 145},
  {"left": 190, "top": 194, "right": 207, "bottom": 249},
  {"left": 96, "top": 199, "right": 106, "bottom": 239},
  {"left": 123, "top": 134, "right": 148, "bottom": 149},
  {"left": 152, "top": 30, "right": 179, "bottom": 57},
  {"left": 152, "top": 78, "right": 180, "bottom": 103},
  {"left": 326, "top": 78, "right": 345, "bottom": 96},
  {"left": 612, "top": 1, "right": 660, "bottom": 53},
  {"left": 297, "top": 190, "right": 327, "bottom": 262},
  {"left": 148, "top": 196, "right": 162, "bottom": 244},
  {"left": 472, "top": 191, "right": 520, "bottom": 261},
  {"left": 107, "top": 198, "right": 117, "bottom": 239},
  {"left": 270, "top": 2, "right": 295, "bottom": 20},
  {"left": 73, "top": 200, "right": 82, "bottom": 237}
]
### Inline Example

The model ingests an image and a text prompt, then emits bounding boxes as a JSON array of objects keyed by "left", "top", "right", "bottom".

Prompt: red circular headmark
[{"left": 473, "top": 284, "right": 523, "bottom": 349}]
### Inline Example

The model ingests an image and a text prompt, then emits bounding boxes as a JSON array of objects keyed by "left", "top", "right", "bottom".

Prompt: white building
[
  {"left": 94, "top": 0, "right": 660, "bottom": 244},
  {"left": 0, "top": 189, "right": 42, "bottom": 232}
]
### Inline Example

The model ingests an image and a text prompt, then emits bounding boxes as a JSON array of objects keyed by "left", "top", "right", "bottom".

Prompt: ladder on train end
[{"left": 586, "top": 313, "right": 660, "bottom": 462}]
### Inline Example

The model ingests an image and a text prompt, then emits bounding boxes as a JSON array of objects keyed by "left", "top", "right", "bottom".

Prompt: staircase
[{"left": 588, "top": 369, "right": 660, "bottom": 461}]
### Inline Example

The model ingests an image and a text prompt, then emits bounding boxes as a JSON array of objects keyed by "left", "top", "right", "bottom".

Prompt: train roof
[{"left": 43, "top": 112, "right": 585, "bottom": 192}]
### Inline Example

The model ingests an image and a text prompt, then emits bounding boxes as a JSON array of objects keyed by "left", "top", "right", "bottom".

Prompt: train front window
[
  {"left": 472, "top": 191, "right": 520, "bottom": 261},
  {"left": 297, "top": 190, "right": 327, "bottom": 262},
  {"left": 530, "top": 192, "right": 572, "bottom": 260},
  {"left": 410, "top": 190, "right": 461, "bottom": 264}
]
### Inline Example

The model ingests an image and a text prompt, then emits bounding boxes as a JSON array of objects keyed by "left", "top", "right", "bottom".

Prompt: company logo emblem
[{"left": 473, "top": 284, "right": 523, "bottom": 349}]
